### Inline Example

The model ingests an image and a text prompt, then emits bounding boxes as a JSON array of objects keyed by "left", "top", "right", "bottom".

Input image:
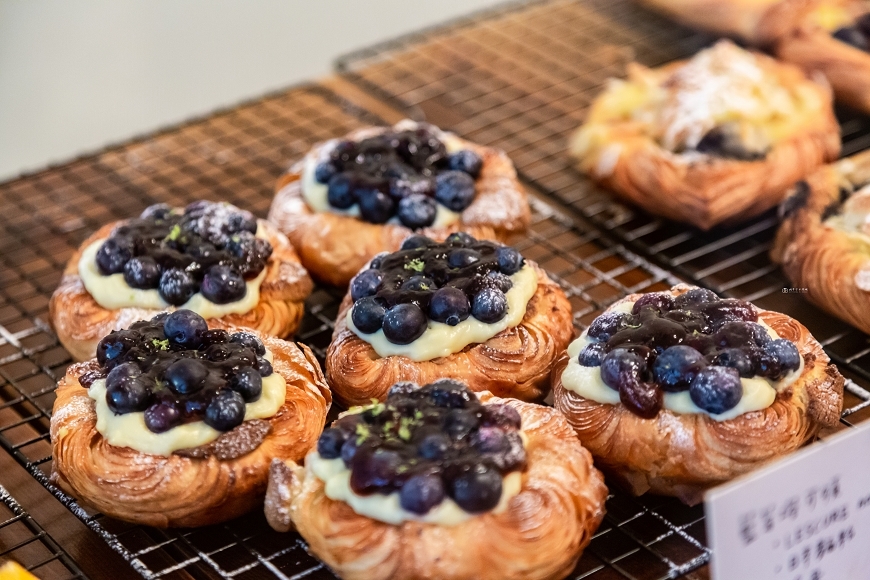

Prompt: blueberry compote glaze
[
  {"left": 308, "top": 380, "right": 526, "bottom": 525},
  {"left": 80, "top": 310, "right": 286, "bottom": 456},
  {"left": 79, "top": 201, "right": 272, "bottom": 311},
  {"left": 561, "top": 289, "right": 803, "bottom": 420},
  {"left": 832, "top": 15, "right": 870, "bottom": 52},
  {"left": 301, "top": 121, "right": 482, "bottom": 229},
  {"left": 345, "top": 233, "right": 538, "bottom": 360}
]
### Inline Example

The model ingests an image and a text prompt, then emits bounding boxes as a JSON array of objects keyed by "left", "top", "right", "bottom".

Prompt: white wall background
[{"left": 0, "top": 0, "right": 504, "bottom": 181}]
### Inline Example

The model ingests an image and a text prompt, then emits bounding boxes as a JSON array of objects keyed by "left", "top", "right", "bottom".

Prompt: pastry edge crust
[
  {"left": 50, "top": 332, "right": 331, "bottom": 528},
  {"left": 264, "top": 394, "right": 607, "bottom": 580},
  {"left": 325, "top": 262, "right": 574, "bottom": 406},
  {"left": 551, "top": 284, "right": 844, "bottom": 505},
  {"left": 267, "top": 127, "right": 530, "bottom": 286},
  {"left": 49, "top": 219, "right": 314, "bottom": 362}
]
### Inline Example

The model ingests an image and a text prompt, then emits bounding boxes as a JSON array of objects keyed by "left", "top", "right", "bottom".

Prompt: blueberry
[
  {"left": 390, "top": 175, "right": 435, "bottom": 199},
  {"left": 429, "top": 379, "right": 474, "bottom": 408},
  {"left": 577, "top": 343, "right": 606, "bottom": 367},
  {"left": 200, "top": 328, "right": 230, "bottom": 347},
  {"left": 471, "top": 426, "right": 510, "bottom": 454},
  {"left": 652, "top": 345, "right": 706, "bottom": 392},
  {"left": 96, "top": 237, "right": 134, "bottom": 275},
  {"left": 106, "top": 361, "right": 141, "bottom": 389},
  {"left": 230, "top": 367, "right": 263, "bottom": 402},
  {"left": 388, "top": 381, "right": 419, "bottom": 397},
  {"left": 448, "top": 248, "right": 481, "bottom": 269},
  {"left": 340, "top": 436, "right": 359, "bottom": 466},
  {"left": 448, "top": 149, "right": 483, "bottom": 178},
  {"left": 158, "top": 268, "right": 196, "bottom": 306},
  {"left": 673, "top": 288, "right": 719, "bottom": 308},
  {"left": 201, "top": 265, "right": 246, "bottom": 304},
  {"left": 429, "top": 287, "right": 470, "bottom": 326},
  {"left": 204, "top": 390, "right": 246, "bottom": 431},
  {"left": 163, "top": 358, "right": 209, "bottom": 395},
  {"left": 229, "top": 331, "right": 265, "bottom": 356},
  {"left": 397, "top": 193, "right": 437, "bottom": 229},
  {"left": 401, "top": 276, "right": 434, "bottom": 292},
  {"left": 357, "top": 188, "right": 396, "bottom": 224},
  {"left": 695, "top": 126, "right": 764, "bottom": 160},
  {"left": 351, "top": 297, "right": 387, "bottom": 334},
  {"left": 481, "top": 404, "right": 521, "bottom": 429},
  {"left": 314, "top": 161, "right": 338, "bottom": 184},
  {"left": 400, "top": 235, "right": 434, "bottom": 250},
  {"left": 417, "top": 432, "right": 452, "bottom": 460},
  {"left": 449, "top": 464, "right": 502, "bottom": 513},
  {"left": 256, "top": 357, "right": 273, "bottom": 377},
  {"left": 833, "top": 26, "right": 868, "bottom": 50},
  {"left": 765, "top": 339, "right": 802, "bottom": 373},
  {"left": 350, "top": 448, "right": 405, "bottom": 494},
  {"left": 632, "top": 292, "right": 675, "bottom": 315},
  {"left": 329, "top": 140, "right": 357, "bottom": 164},
  {"left": 106, "top": 375, "right": 152, "bottom": 414},
  {"left": 858, "top": 13, "right": 870, "bottom": 36},
  {"left": 368, "top": 252, "right": 389, "bottom": 270},
  {"left": 445, "top": 232, "right": 475, "bottom": 246},
  {"left": 619, "top": 379, "right": 663, "bottom": 419},
  {"left": 484, "top": 271, "right": 512, "bottom": 293},
  {"left": 96, "top": 329, "right": 139, "bottom": 366},
  {"left": 144, "top": 401, "right": 182, "bottom": 433},
  {"left": 78, "top": 370, "right": 104, "bottom": 389},
  {"left": 710, "top": 348, "right": 754, "bottom": 378},
  {"left": 226, "top": 231, "right": 256, "bottom": 259},
  {"left": 382, "top": 303, "right": 428, "bottom": 344},
  {"left": 586, "top": 311, "right": 628, "bottom": 342},
  {"left": 122, "top": 256, "right": 161, "bottom": 289},
  {"left": 399, "top": 474, "right": 445, "bottom": 514},
  {"left": 317, "top": 428, "right": 347, "bottom": 459},
  {"left": 472, "top": 287, "right": 508, "bottom": 323},
  {"left": 227, "top": 210, "right": 258, "bottom": 235},
  {"left": 714, "top": 321, "right": 764, "bottom": 348},
  {"left": 435, "top": 171, "right": 476, "bottom": 212},
  {"left": 444, "top": 409, "right": 479, "bottom": 440},
  {"left": 326, "top": 173, "right": 357, "bottom": 209},
  {"left": 689, "top": 366, "right": 743, "bottom": 414},
  {"left": 600, "top": 348, "right": 647, "bottom": 391},
  {"left": 496, "top": 247, "right": 524, "bottom": 275},
  {"left": 350, "top": 269, "right": 383, "bottom": 301},
  {"left": 163, "top": 310, "right": 208, "bottom": 348},
  {"left": 140, "top": 203, "right": 173, "bottom": 221}
]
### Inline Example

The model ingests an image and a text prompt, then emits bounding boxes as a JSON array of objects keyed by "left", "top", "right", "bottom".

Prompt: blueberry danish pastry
[
  {"left": 50, "top": 200, "right": 313, "bottom": 361},
  {"left": 552, "top": 285, "right": 844, "bottom": 505},
  {"left": 268, "top": 120, "right": 530, "bottom": 286},
  {"left": 50, "top": 310, "right": 330, "bottom": 527},
  {"left": 265, "top": 380, "right": 606, "bottom": 580},
  {"left": 325, "top": 233, "right": 573, "bottom": 406},
  {"left": 571, "top": 40, "right": 839, "bottom": 229}
]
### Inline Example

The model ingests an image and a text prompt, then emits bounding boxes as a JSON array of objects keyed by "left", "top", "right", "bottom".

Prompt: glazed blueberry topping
[
  {"left": 694, "top": 125, "right": 767, "bottom": 160},
  {"left": 314, "top": 126, "right": 482, "bottom": 228},
  {"left": 88, "top": 310, "right": 269, "bottom": 433},
  {"left": 833, "top": 25, "right": 869, "bottom": 51},
  {"left": 583, "top": 290, "right": 802, "bottom": 417},
  {"left": 94, "top": 201, "right": 271, "bottom": 306},
  {"left": 316, "top": 380, "right": 525, "bottom": 515},
  {"left": 349, "top": 234, "right": 526, "bottom": 344}
]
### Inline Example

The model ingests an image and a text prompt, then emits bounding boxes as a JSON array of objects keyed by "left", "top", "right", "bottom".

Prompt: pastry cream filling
[
  {"left": 88, "top": 350, "right": 286, "bottom": 456},
  {"left": 78, "top": 233, "right": 268, "bottom": 318},
  {"left": 300, "top": 121, "right": 465, "bottom": 227},
  {"left": 560, "top": 301, "right": 805, "bottom": 421},
  {"left": 347, "top": 266, "right": 538, "bottom": 362},
  {"left": 308, "top": 452, "right": 522, "bottom": 526},
  {"left": 573, "top": 41, "right": 823, "bottom": 173},
  {"left": 824, "top": 185, "right": 870, "bottom": 239}
]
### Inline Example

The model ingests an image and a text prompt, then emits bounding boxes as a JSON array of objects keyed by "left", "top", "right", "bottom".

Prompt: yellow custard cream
[
  {"left": 347, "top": 266, "right": 538, "bottom": 361},
  {"left": 308, "top": 451, "right": 522, "bottom": 526},
  {"left": 560, "top": 301, "right": 804, "bottom": 421},
  {"left": 89, "top": 351, "right": 286, "bottom": 456},
  {"left": 78, "top": 238, "right": 267, "bottom": 318}
]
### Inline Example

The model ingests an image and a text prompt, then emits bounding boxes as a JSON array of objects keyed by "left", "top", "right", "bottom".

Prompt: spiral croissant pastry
[
  {"left": 268, "top": 123, "right": 530, "bottom": 286},
  {"left": 326, "top": 262, "right": 573, "bottom": 407},
  {"left": 50, "top": 334, "right": 330, "bottom": 528},
  {"left": 637, "top": 0, "right": 784, "bottom": 43},
  {"left": 552, "top": 287, "right": 844, "bottom": 505},
  {"left": 51, "top": 219, "right": 312, "bottom": 362},
  {"left": 264, "top": 393, "right": 607, "bottom": 580}
]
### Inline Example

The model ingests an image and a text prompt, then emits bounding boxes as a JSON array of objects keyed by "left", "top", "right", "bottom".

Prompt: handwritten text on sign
[{"left": 707, "top": 422, "right": 870, "bottom": 580}]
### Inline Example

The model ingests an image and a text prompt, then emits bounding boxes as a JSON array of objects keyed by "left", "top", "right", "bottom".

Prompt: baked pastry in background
[
  {"left": 773, "top": 149, "right": 870, "bottom": 334},
  {"left": 50, "top": 200, "right": 313, "bottom": 361},
  {"left": 571, "top": 40, "right": 840, "bottom": 230},
  {"left": 637, "top": 0, "right": 784, "bottom": 43},
  {"left": 552, "top": 285, "right": 844, "bottom": 505},
  {"left": 50, "top": 310, "right": 330, "bottom": 527},
  {"left": 325, "top": 233, "right": 573, "bottom": 407},
  {"left": 268, "top": 120, "right": 530, "bottom": 286},
  {"left": 265, "top": 380, "right": 607, "bottom": 580}
]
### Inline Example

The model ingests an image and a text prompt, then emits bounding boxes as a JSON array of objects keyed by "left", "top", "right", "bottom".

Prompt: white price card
[{"left": 707, "top": 421, "right": 870, "bottom": 580}]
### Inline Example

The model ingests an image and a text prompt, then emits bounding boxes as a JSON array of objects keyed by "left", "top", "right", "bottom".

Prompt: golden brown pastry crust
[
  {"left": 637, "top": 0, "right": 783, "bottom": 43},
  {"left": 50, "top": 219, "right": 313, "bottom": 362},
  {"left": 264, "top": 393, "right": 607, "bottom": 580},
  {"left": 571, "top": 48, "right": 840, "bottom": 230},
  {"left": 551, "top": 286, "right": 844, "bottom": 505},
  {"left": 772, "top": 149, "right": 870, "bottom": 334},
  {"left": 50, "top": 333, "right": 331, "bottom": 528},
  {"left": 325, "top": 263, "right": 573, "bottom": 407},
  {"left": 267, "top": 127, "right": 530, "bottom": 286}
]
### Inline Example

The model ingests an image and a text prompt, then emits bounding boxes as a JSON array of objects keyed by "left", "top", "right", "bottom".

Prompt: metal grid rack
[{"left": 336, "top": 0, "right": 870, "bottom": 415}]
